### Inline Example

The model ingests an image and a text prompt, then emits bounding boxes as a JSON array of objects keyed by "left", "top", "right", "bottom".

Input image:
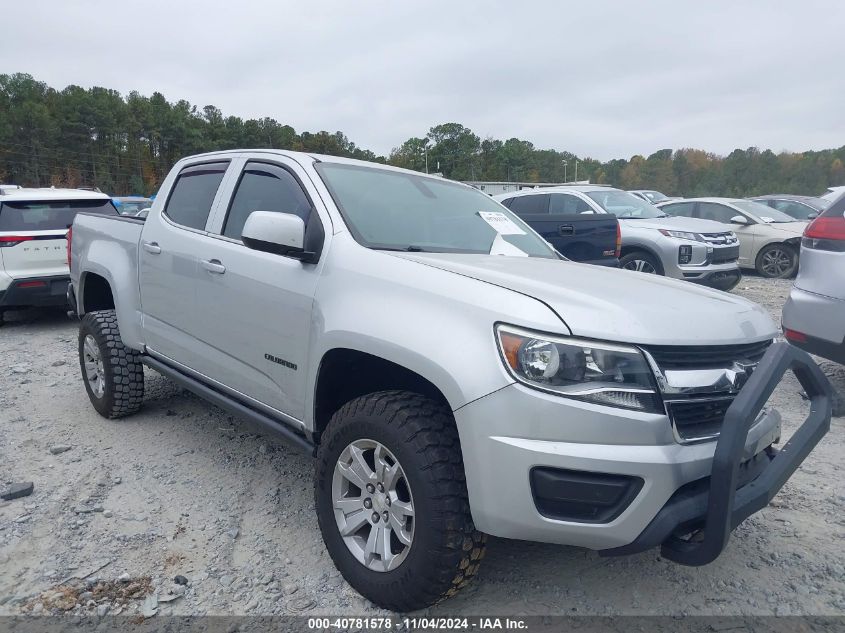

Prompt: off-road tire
[
  {"left": 78, "top": 310, "right": 144, "bottom": 418},
  {"left": 755, "top": 243, "right": 798, "bottom": 278},
  {"left": 315, "top": 390, "right": 486, "bottom": 611},
  {"left": 619, "top": 250, "right": 664, "bottom": 275}
]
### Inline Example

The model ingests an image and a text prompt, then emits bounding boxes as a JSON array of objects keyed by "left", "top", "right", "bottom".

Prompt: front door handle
[
  {"left": 558, "top": 224, "right": 575, "bottom": 236},
  {"left": 142, "top": 241, "right": 161, "bottom": 254},
  {"left": 201, "top": 259, "right": 226, "bottom": 275}
]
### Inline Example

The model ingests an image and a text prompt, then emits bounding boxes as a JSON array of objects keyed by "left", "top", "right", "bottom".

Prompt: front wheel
[
  {"left": 78, "top": 310, "right": 144, "bottom": 418},
  {"left": 315, "top": 391, "right": 486, "bottom": 611},
  {"left": 620, "top": 250, "right": 663, "bottom": 275},
  {"left": 755, "top": 243, "right": 798, "bottom": 278}
]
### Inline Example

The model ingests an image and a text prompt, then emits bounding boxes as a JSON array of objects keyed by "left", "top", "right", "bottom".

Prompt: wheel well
[
  {"left": 313, "top": 349, "right": 450, "bottom": 442},
  {"left": 757, "top": 239, "right": 800, "bottom": 257},
  {"left": 619, "top": 245, "right": 665, "bottom": 274},
  {"left": 81, "top": 273, "right": 114, "bottom": 313}
]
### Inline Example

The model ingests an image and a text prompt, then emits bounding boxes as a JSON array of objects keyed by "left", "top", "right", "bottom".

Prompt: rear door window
[
  {"left": 222, "top": 162, "right": 313, "bottom": 240},
  {"left": 661, "top": 201, "right": 695, "bottom": 217},
  {"left": 163, "top": 162, "right": 229, "bottom": 231},
  {"left": 0, "top": 199, "right": 117, "bottom": 231},
  {"left": 697, "top": 203, "right": 739, "bottom": 224},
  {"left": 508, "top": 194, "right": 550, "bottom": 215}
]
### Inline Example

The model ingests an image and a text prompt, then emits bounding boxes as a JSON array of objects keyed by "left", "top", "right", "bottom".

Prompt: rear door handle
[
  {"left": 142, "top": 241, "right": 161, "bottom": 254},
  {"left": 558, "top": 224, "right": 575, "bottom": 236},
  {"left": 201, "top": 259, "right": 226, "bottom": 274}
]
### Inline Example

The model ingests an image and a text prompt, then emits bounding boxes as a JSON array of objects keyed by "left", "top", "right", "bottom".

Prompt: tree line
[{"left": 2, "top": 73, "right": 843, "bottom": 198}]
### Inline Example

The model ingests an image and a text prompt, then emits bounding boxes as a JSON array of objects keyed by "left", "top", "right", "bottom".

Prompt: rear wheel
[
  {"left": 315, "top": 390, "right": 485, "bottom": 611},
  {"left": 78, "top": 310, "right": 144, "bottom": 418},
  {"left": 755, "top": 243, "right": 797, "bottom": 278},
  {"left": 620, "top": 250, "right": 663, "bottom": 275}
]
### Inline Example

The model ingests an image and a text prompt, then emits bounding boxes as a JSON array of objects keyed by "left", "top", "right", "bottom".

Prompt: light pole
[
  {"left": 562, "top": 160, "right": 567, "bottom": 183},
  {"left": 423, "top": 139, "right": 430, "bottom": 174},
  {"left": 575, "top": 159, "right": 578, "bottom": 182}
]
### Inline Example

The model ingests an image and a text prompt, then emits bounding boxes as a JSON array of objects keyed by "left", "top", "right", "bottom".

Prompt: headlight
[
  {"left": 658, "top": 229, "right": 702, "bottom": 242},
  {"left": 496, "top": 325, "right": 661, "bottom": 412}
]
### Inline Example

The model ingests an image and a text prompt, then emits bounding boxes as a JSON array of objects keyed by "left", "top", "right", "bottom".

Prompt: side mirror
[
  {"left": 730, "top": 215, "right": 748, "bottom": 225},
  {"left": 807, "top": 212, "right": 819, "bottom": 220},
  {"left": 242, "top": 211, "right": 313, "bottom": 261},
  {"left": 136, "top": 208, "right": 151, "bottom": 219}
]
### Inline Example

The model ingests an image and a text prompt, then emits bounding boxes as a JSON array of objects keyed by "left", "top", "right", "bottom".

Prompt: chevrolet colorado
[{"left": 68, "top": 150, "right": 832, "bottom": 611}]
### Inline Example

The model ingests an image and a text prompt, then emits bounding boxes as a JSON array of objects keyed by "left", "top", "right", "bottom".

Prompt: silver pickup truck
[{"left": 68, "top": 150, "right": 833, "bottom": 612}]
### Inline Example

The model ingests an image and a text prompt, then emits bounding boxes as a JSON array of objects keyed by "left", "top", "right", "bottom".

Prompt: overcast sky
[{"left": 3, "top": 1, "right": 843, "bottom": 160}]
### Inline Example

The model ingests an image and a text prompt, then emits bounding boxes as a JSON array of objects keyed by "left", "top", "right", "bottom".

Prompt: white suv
[{"left": 0, "top": 188, "right": 117, "bottom": 321}]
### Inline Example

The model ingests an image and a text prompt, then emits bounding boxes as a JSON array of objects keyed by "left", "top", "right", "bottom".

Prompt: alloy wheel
[
  {"left": 623, "top": 259, "right": 657, "bottom": 274},
  {"left": 332, "top": 439, "right": 415, "bottom": 572},
  {"left": 760, "top": 248, "right": 793, "bottom": 277},
  {"left": 82, "top": 334, "right": 105, "bottom": 398}
]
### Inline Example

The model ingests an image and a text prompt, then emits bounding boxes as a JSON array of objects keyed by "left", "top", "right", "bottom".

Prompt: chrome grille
[
  {"left": 643, "top": 340, "right": 773, "bottom": 443},
  {"left": 701, "top": 232, "right": 739, "bottom": 246},
  {"left": 645, "top": 340, "right": 772, "bottom": 370}
]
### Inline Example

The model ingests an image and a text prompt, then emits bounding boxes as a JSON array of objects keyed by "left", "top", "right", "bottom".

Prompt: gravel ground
[{"left": 0, "top": 275, "right": 843, "bottom": 618}]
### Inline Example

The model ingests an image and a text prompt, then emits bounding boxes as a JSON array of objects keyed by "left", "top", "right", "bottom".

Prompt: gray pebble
[{"left": 49, "top": 444, "right": 72, "bottom": 455}]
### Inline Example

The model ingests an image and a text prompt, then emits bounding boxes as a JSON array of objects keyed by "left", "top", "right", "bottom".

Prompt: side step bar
[{"left": 142, "top": 355, "right": 315, "bottom": 454}]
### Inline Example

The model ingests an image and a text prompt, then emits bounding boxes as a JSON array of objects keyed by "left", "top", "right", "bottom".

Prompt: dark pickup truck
[{"left": 494, "top": 190, "right": 620, "bottom": 266}]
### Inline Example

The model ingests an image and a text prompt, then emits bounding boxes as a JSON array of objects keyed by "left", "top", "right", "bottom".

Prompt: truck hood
[
  {"left": 389, "top": 253, "right": 775, "bottom": 346},
  {"left": 619, "top": 216, "right": 730, "bottom": 233}
]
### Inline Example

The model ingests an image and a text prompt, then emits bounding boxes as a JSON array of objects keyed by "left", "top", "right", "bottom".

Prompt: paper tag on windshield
[
  {"left": 489, "top": 233, "right": 529, "bottom": 257},
  {"left": 478, "top": 211, "right": 526, "bottom": 235}
]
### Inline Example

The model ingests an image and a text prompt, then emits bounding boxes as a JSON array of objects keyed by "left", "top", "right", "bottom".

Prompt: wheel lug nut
[
  {"left": 366, "top": 483, "right": 375, "bottom": 494},
  {"left": 363, "top": 498, "right": 372, "bottom": 509},
  {"left": 385, "top": 497, "right": 391, "bottom": 507},
  {"left": 376, "top": 483, "right": 385, "bottom": 493},
  {"left": 372, "top": 512, "right": 380, "bottom": 523},
  {"left": 382, "top": 511, "right": 389, "bottom": 522}
]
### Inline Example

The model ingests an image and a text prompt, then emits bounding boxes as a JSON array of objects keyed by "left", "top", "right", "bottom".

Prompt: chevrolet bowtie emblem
[{"left": 724, "top": 360, "right": 756, "bottom": 393}]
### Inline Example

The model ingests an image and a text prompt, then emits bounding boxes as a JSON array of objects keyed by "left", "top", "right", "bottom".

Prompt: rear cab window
[
  {"left": 507, "top": 194, "right": 550, "bottom": 215},
  {"left": 163, "top": 162, "right": 229, "bottom": 230},
  {"left": 0, "top": 199, "right": 117, "bottom": 232}
]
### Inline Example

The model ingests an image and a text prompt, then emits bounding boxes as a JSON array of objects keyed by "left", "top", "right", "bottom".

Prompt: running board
[{"left": 141, "top": 355, "right": 315, "bottom": 454}]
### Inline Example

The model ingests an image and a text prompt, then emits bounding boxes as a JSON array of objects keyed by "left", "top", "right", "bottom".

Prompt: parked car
[
  {"left": 821, "top": 186, "right": 845, "bottom": 203},
  {"left": 0, "top": 188, "right": 118, "bottom": 322},
  {"left": 783, "top": 197, "right": 845, "bottom": 364},
  {"left": 493, "top": 189, "right": 620, "bottom": 266},
  {"left": 68, "top": 150, "right": 832, "bottom": 611},
  {"left": 113, "top": 196, "right": 153, "bottom": 216},
  {"left": 657, "top": 198, "right": 807, "bottom": 278},
  {"left": 505, "top": 186, "right": 741, "bottom": 290},
  {"left": 749, "top": 194, "right": 829, "bottom": 221},
  {"left": 629, "top": 190, "right": 681, "bottom": 204}
]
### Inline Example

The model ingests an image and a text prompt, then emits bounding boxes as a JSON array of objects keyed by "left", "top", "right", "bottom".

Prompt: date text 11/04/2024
[{"left": 307, "top": 617, "right": 528, "bottom": 630}]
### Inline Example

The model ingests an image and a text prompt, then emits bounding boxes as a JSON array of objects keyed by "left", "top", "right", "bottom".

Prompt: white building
[{"left": 464, "top": 180, "right": 591, "bottom": 197}]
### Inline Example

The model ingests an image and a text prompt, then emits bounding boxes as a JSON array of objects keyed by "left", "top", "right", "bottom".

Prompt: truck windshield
[
  {"left": 315, "top": 163, "right": 558, "bottom": 258},
  {"left": 0, "top": 199, "right": 117, "bottom": 231},
  {"left": 587, "top": 190, "right": 667, "bottom": 219}
]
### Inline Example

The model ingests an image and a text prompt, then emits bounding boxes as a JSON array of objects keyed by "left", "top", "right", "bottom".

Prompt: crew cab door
[
  {"left": 191, "top": 156, "right": 327, "bottom": 422},
  {"left": 139, "top": 160, "right": 233, "bottom": 366}
]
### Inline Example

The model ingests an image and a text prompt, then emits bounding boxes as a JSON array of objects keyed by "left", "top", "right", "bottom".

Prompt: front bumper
[
  {"left": 0, "top": 275, "right": 71, "bottom": 310},
  {"left": 683, "top": 268, "right": 742, "bottom": 291},
  {"left": 455, "top": 343, "right": 831, "bottom": 562}
]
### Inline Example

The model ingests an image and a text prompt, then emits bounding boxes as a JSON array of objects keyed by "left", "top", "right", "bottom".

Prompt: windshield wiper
[{"left": 375, "top": 245, "right": 430, "bottom": 252}]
